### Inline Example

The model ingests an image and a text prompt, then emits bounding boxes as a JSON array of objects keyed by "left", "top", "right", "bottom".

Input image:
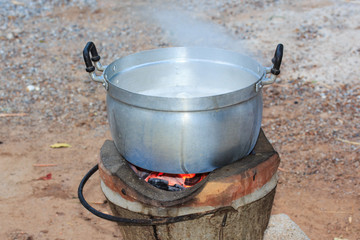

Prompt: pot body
[
  {"left": 107, "top": 92, "right": 262, "bottom": 174},
  {"left": 102, "top": 47, "right": 266, "bottom": 174}
]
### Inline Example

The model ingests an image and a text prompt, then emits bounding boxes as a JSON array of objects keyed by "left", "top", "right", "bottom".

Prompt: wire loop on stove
[{"left": 78, "top": 164, "right": 220, "bottom": 225}]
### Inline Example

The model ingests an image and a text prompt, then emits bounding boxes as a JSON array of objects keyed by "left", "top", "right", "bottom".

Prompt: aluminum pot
[{"left": 83, "top": 42, "right": 283, "bottom": 174}]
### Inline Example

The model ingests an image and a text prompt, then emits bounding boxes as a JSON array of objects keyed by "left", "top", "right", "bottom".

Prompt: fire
[
  {"left": 145, "top": 172, "right": 205, "bottom": 188},
  {"left": 130, "top": 164, "right": 207, "bottom": 191},
  {"left": 181, "top": 173, "right": 195, "bottom": 181}
]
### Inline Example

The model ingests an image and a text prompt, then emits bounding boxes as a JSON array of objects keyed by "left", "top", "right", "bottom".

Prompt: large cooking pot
[{"left": 83, "top": 42, "right": 283, "bottom": 174}]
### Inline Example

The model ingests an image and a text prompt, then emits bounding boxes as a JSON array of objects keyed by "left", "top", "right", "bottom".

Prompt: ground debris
[
  {"left": 50, "top": 143, "right": 71, "bottom": 148},
  {"left": 37, "top": 173, "right": 52, "bottom": 180},
  {"left": 8, "top": 229, "right": 33, "bottom": 240}
]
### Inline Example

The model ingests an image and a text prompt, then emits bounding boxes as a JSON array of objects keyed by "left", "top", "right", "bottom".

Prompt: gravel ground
[{"left": 0, "top": 0, "right": 359, "bottom": 239}]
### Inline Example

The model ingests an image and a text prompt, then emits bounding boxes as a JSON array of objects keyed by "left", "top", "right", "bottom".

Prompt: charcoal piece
[
  {"left": 148, "top": 178, "right": 169, "bottom": 191},
  {"left": 184, "top": 175, "right": 202, "bottom": 186},
  {"left": 168, "top": 184, "right": 185, "bottom": 192}
]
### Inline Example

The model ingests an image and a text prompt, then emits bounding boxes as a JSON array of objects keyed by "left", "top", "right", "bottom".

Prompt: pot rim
[{"left": 104, "top": 47, "right": 266, "bottom": 111}]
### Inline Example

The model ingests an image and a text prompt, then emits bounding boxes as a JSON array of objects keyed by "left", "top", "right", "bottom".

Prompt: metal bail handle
[{"left": 82, "top": 42, "right": 108, "bottom": 89}]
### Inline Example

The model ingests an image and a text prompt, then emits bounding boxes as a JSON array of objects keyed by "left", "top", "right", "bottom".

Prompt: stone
[
  {"left": 6, "top": 32, "right": 14, "bottom": 40},
  {"left": 263, "top": 214, "right": 310, "bottom": 240}
]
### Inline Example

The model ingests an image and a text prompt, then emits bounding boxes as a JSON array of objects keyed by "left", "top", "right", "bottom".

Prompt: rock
[
  {"left": 26, "top": 85, "right": 40, "bottom": 92},
  {"left": 264, "top": 214, "right": 310, "bottom": 240},
  {"left": 6, "top": 32, "right": 14, "bottom": 40}
]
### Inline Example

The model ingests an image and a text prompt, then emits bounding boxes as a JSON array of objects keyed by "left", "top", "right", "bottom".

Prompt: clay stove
[{"left": 79, "top": 129, "right": 279, "bottom": 240}]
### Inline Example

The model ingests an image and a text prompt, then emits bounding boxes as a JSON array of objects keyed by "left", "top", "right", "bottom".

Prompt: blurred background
[{"left": 0, "top": 0, "right": 359, "bottom": 239}]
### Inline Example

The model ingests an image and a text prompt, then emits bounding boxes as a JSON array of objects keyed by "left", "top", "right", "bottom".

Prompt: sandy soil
[{"left": 0, "top": 0, "right": 359, "bottom": 239}]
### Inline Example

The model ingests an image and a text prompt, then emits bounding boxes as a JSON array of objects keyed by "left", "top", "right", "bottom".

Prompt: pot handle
[
  {"left": 83, "top": 42, "right": 100, "bottom": 72},
  {"left": 83, "top": 42, "right": 108, "bottom": 89},
  {"left": 256, "top": 43, "right": 284, "bottom": 91},
  {"left": 271, "top": 44, "right": 283, "bottom": 75}
]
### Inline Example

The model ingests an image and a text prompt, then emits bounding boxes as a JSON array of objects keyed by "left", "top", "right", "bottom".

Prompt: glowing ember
[
  {"left": 129, "top": 164, "right": 208, "bottom": 191},
  {"left": 145, "top": 172, "right": 205, "bottom": 188}
]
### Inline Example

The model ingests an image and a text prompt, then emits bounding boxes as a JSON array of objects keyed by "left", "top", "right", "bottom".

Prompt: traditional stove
[{"left": 78, "top": 129, "right": 279, "bottom": 240}]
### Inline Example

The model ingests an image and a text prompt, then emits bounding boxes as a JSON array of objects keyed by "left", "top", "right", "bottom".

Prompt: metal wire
[{"left": 77, "top": 164, "right": 218, "bottom": 225}]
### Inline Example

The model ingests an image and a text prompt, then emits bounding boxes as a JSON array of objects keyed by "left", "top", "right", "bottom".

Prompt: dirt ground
[{"left": 1, "top": 0, "right": 359, "bottom": 239}]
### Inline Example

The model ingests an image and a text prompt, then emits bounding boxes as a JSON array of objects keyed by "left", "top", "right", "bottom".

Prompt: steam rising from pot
[{"left": 140, "top": 6, "right": 250, "bottom": 54}]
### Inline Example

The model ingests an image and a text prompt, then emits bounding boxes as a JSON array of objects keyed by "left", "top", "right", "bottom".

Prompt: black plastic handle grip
[
  {"left": 83, "top": 42, "right": 101, "bottom": 73},
  {"left": 271, "top": 44, "right": 283, "bottom": 75}
]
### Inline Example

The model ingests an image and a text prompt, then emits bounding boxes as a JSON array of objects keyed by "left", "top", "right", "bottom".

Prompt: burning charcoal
[
  {"left": 184, "top": 174, "right": 202, "bottom": 186},
  {"left": 129, "top": 161, "right": 208, "bottom": 190},
  {"left": 168, "top": 184, "right": 185, "bottom": 192},
  {"left": 148, "top": 178, "right": 169, "bottom": 191}
]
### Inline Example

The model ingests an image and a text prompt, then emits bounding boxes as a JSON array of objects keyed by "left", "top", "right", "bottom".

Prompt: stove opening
[{"left": 129, "top": 164, "right": 208, "bottom": 191}]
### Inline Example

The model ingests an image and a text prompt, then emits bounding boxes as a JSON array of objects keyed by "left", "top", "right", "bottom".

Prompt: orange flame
[
  {"left": 145, "top": 172, "right": 206, "bottom": 188},
  {"left": 130, "top": 164, "right": 207, "bottom": 189}
]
